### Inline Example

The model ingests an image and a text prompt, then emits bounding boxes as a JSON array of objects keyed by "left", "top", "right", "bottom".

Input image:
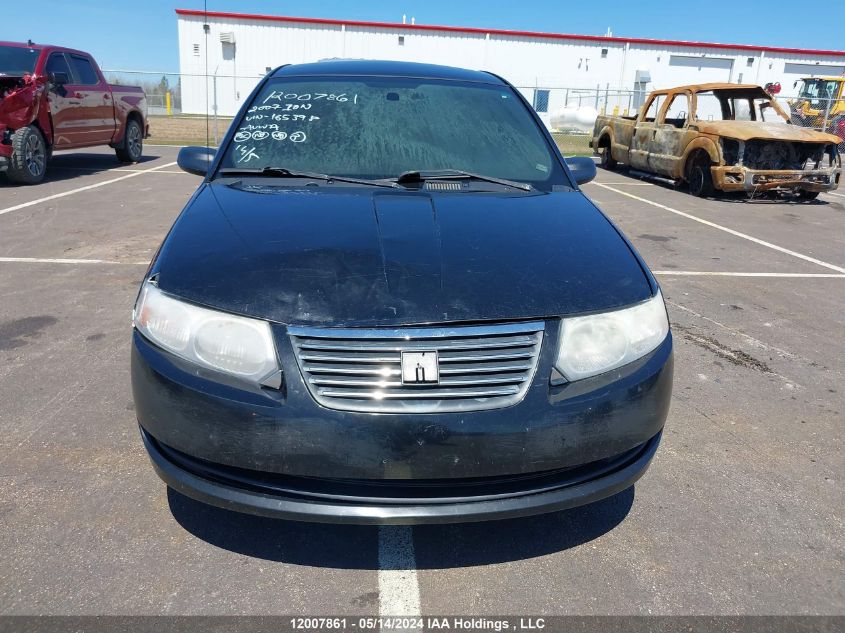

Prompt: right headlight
[
  {"left": 554, "top": 291, "right": 669, "bottom": 381},
  {"left": 133, "top": 280, "right": 280, "bottom": 385}
]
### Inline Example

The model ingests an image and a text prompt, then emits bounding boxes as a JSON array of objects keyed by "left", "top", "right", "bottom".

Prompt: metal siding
[{"left": 177, "top": 16, "right": 845, "bottom": 116}]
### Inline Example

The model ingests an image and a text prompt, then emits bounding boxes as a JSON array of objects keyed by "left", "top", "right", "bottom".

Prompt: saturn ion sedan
[{"left": 131, "top": 60, "right": 673, "bottom": 524}]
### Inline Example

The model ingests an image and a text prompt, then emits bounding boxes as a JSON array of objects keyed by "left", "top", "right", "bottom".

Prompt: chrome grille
[{"left": 289, "top": 322, "right": 545, "bottom": 413}]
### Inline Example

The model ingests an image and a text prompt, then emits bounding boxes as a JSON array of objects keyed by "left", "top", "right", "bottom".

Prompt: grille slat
[
  {"left": 319, "top": 385, "right": 521, "bottom": 400},
  {"left": 290, "top": 322, "right": 544, "bottom": 413},
  {"left": 311, "top": 372, "right": 527, "bottom": 388},
  {"left": 298, "top": 334, "right": 535, "bottom": 352},
  {"left": 299, "top": 352, "right": 400, "bottom": 364},
  {"left": 438, "top": 349, "right": 534, "bottom": 362}
]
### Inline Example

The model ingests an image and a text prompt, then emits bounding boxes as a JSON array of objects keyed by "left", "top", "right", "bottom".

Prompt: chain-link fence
[
  {"left": 783, "top": 95, "right": 845, "bottom": 153},
  {"left": 101, "top": 70, "right": 845, "bottom": 153}
]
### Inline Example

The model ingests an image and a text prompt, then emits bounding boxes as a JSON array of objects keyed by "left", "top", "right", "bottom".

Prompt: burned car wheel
[
  {"left": 687, "top": 154, "right": 714, "bottom": 198},
  {"left": 798, "top": 190, "right": 819, "bottom": 201},
  {"left": 598, "top": 142, "right": 616, "bottom": 169},
  {"left": 7, "top": 125, "right": 47, "bottom": 185}
]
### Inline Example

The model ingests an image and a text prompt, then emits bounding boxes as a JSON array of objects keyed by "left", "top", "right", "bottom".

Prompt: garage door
[{"left": 666, "top": 55, "right": 733, "bottom": 84}]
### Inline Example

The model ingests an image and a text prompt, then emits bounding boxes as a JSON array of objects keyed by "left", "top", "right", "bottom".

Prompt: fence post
[
  {"left": 213, "top": 72, "right": 219, "bottom": 146},
  {"left": 822, "top": 97, "right": 831, "bottom": 134}
]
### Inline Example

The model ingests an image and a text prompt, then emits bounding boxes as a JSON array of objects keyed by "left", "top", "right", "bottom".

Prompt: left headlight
[
  {"left": 554, "top": 291, "right": 669, "bottom": 381},
  {"left": 133, "top": 280, "right": 279, "bottom": 384}
]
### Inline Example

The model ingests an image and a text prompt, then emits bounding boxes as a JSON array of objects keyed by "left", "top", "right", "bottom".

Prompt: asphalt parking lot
[{"left": 0, "top": 145, "right": 842, "bottom": 616}]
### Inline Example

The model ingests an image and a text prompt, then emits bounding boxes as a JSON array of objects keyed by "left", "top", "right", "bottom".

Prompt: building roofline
[{"left": 175, "top": 8, "right": 845, "bottom": 59}]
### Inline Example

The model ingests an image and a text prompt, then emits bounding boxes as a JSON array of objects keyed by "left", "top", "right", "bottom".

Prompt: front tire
[
  {"left": 116, "top": 118, "right": 143, "bottom": 163},
  {"left": 687, "top": 154, "right": 715, "bottom": 198},
  {"left": 798, "top": 190, "right": 819, "bottom": 201},
  {"left": 598, "top": 143, "right": 617, "bottom": 170},
  {"left": 6, "top": 125, "right": 47, "bottom": 185}
]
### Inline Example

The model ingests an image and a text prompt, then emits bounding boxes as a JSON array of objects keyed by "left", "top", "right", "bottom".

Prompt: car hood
[
  {"left": 695, "top": 120, "right": 841, "bottom": 144},
  {"left": 154, "top": 183, "right": 652, "bottom": 327}
]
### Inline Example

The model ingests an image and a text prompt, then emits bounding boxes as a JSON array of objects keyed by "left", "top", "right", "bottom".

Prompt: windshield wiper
[
  {"left": 392, "top": 169, "right": 532, "bottom": 191},
  {"left": 217, "top": 167, "right": 398, "bottom": 188}
]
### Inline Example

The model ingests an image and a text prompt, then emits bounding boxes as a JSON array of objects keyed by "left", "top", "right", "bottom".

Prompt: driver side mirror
[
  {"left": 177, "top": 146, "right": 216, "bottom": 176},
  {"left": 565, "top": 156, "right": 597, "bottom": 186}
]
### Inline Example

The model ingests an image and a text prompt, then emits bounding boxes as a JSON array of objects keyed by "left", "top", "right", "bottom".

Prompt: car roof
[
  {"left": 271, "top": 59, "right": 504, "bottom": 84},
  {"left": 0, "top": 41, "right": 92, "bottom": 57}
]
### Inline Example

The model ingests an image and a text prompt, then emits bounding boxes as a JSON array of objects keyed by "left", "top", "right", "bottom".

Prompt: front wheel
[
  {"left": 116, "top": 118, "right": 143, "bottom": 163},
  {"left": 798, "top": 190, "right": 819, "bottom": 201},
  {"left": 6, "top": 125, "right": 47, "bottom": 185},
  {"left": 598, "top": 144, "right": 617, "bottom": 170},
  {"left": 687, "top": 155, "right": 715, "bottom": 198}
]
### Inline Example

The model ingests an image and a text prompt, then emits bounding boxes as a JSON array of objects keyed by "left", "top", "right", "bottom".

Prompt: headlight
[
  {"left": 133, "top": 280, "right": 280, "bottom": 384},
  {"left": 555, "top": 291, "right": 669, "bottom": 381}
]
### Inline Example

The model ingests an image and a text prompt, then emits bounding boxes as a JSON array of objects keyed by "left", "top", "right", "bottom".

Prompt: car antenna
[{"left": 27, "top": 39, "right": 34, "bottom": 46}]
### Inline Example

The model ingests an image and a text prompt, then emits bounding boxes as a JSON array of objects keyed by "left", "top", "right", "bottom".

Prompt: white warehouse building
[{"left": 176, "top": 8, "right": 845, "bottom": 122}]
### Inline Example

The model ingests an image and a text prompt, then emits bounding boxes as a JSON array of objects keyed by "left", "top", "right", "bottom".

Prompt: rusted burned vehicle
[
  {"left": 1, "top": 41, "right": 148, "bottom": 184},
  {"left": 591, "top": 83, "right": 841, "bottom": 200}
]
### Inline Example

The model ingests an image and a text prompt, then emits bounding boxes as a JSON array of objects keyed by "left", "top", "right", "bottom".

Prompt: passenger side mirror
[
  {"left": 177, "top": 146, "right": 216, "bottom": 177},
  {"left": 49, "top": 71, "right": 69, "bottom": 87},
  {"left": 565, "top": 156, "right": 597, "bottom": 186}
]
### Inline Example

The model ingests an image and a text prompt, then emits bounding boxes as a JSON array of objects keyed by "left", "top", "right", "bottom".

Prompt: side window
[
  {"left": 69, "top": 55, "right": 100, "bottom": 85},
  {"left": 45, "top": 53, "right": 71, "bottom": 78},
  {"left": 642, "top": 95, "right": 663, "bottom": 122},
  {"left": 662, "top": 94, "right": 689, "bottom": 128}
]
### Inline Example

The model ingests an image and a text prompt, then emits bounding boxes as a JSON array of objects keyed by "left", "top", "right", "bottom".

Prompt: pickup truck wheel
[
  {"left": 798, "top": 190, "right": 819, "bottom": 201},
  {"left": 687, "top": 155, "right": 714, "bottom": 198},
  {"left": 6, "top": 125, "right": 48, "bottom": 185},
  {"left": 598, "top": 145, "right": 616, "bottom": 169},
  {"left": 116, "top": 119, "right": 143, "bottom": 163}
]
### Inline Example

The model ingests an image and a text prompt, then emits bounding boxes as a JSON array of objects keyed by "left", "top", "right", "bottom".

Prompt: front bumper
[
  {"left": 142, "top": 426, "right": 662, "bottom": 524},
  {"left": 132, "top": 323, "right": 673, "bottom": 523},
  {"left": 712, "top": 165, "right": 841, "bottom": 192}
]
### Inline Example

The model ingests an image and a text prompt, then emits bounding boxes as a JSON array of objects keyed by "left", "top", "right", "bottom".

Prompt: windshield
[
  {"left": 0, "top": 45, "right": 41, "bottom": 75},
  {"left": 219, "top": 76, "right": 564, "bottom": 188},
  {"left": 797, "top": 79, "right": 841, "bottom": 108},
  {"left": 695, "top": 89, "right": 788, "bottom": 124}
]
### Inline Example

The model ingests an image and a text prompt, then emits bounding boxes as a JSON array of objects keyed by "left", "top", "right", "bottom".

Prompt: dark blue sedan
[{"left": 131, "top": 60, "right": 673, "bottom": 524}]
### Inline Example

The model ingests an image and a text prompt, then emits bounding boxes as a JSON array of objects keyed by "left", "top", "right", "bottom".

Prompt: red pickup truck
[{"left": 0, "top": 41, "right": 149, "bottom": 184}]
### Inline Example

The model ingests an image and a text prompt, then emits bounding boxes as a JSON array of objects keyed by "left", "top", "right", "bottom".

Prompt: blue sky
[{"left": 3, "top": 0, "right": 842, "bottom": 71}]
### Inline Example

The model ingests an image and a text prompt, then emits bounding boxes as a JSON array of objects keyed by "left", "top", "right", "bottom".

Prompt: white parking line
[
  {"left": 592, "top": 182, "right": 845, "bottom": 274},
  {"left": 825, "top": 191, "right": 845, "bottom": 199},
  {"left": 0, "top": 161, "right": 178, "bottom": 217},
  {"left": 653, "top": 271, "right": 845, "bottom": 278},
  {"left": 597, "top": 182, "right": 654, "bottom": 186},
  {"left": 51, "top": 166, "right": 187, "bottom": 174},
  {"left": 378, "top": 526, "right": 421, "bottom": 625},
  {"left": 0, "top": 257, "right": 148, "bottom": 265}
]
